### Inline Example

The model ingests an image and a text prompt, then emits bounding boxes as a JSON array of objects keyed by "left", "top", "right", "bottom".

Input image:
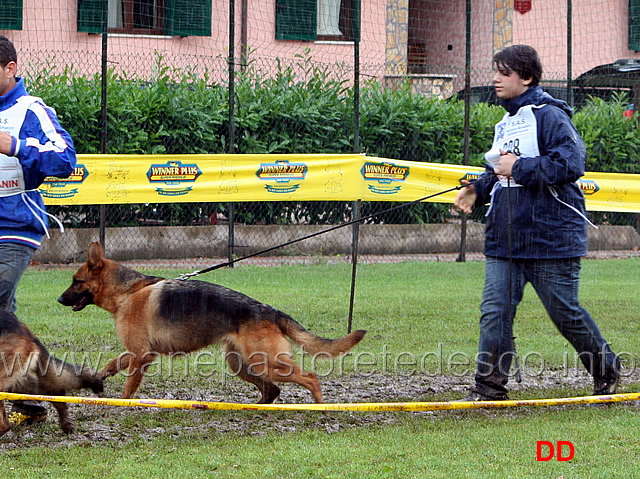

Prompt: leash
[{"left": 175, "top": 184, "right": 466, "bottom": 280}]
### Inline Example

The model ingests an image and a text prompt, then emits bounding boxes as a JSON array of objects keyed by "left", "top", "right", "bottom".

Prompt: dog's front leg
[
  {"left": 121, "top": 353, "right": 156, "bottom": 399},
  {"left": 99, "top": 352, "right": 132, "bottom": 380}
]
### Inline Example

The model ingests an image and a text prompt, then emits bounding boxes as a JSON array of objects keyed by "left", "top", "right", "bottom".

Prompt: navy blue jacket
[{"left": 473, "top": 86, "right": 588, "bottom": 259}]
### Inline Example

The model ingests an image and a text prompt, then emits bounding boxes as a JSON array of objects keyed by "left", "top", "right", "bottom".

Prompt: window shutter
[
  {"left": 276, "top": 0, "right": 316, "bottom": 41},
  {"left": 164, "top": 0, "right": 212, "bottom": 37},
  {"left": 630, "top": 0, "right": 640, "bottom": 51},
  {"left": 0, "top": 0, "right": 22, "bottom": 30},
  {"left": 77, "top": 0, "right": 107, "bottom": 34}
]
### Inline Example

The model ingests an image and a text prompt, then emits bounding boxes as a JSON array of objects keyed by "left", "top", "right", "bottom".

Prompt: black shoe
[
  {"left": 594, "top": 368, "right": 621, "bottom": 395},
  {"left": 456, "top": 391, "right": 507, "bottom": 402}
]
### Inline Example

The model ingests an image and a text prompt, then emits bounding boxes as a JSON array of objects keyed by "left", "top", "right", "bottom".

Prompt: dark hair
[
  {"left": 0, "top": 35, "right": 17, "bottom": 68},
  {"left": 493, "top": 44, "right": 542, "bottom": 86}
]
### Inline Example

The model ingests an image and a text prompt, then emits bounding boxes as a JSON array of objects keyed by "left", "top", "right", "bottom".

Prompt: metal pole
[
  {"left": 353, "top": 39, "right": 360, "bottom": 153},
  {"left": 99, "top": 1, "right": 108, "bottom": 249},
  {"left": 240, "top": 0, "right": 248, "bottom": 71},
  {"left": 347, "top": 200, "right": 361, "bottom": 333},
  {"left": 227, "top": 203, "right": 235, "bottom": 266},
  {"left": 567, "top": 0, "right": 573, "bottom": 107},
  {"left": 458, "top": 0, "right": 472, "bottom": 263},
  {"left": 347, "top": 7, "right": 362, "bottom": 332},
  {"left": 228, "top": 0, "right": 236, "bottom": 152},
  {"left": 227, "top": 0, "right": 236, "bottom": 266}
]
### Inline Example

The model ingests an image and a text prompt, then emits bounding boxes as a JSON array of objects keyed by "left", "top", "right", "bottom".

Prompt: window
[
  {"left": 0, "top": 0, "right": 22, "bottom": 30},
  {"left": 78, "top": 0, "right": 211, "bottom": 37},
  {"left": 276, "top": 0, "right": 360, "bottom": 42},
  {"left": 108, "top": 0, "right": 163, "bottom": 34}
]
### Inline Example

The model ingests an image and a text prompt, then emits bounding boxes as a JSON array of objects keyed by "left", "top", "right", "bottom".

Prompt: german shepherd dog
[
  {"left": 58, "top": 242, "right": 366, "bottom": 403},
  {"left": 0, "top": 310, "right": 103, "bottom": 437}
]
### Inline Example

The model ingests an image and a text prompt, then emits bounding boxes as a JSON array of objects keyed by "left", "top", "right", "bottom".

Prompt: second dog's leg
[
  {"left": 51, "top": 402, "right": 74, "bottom": 434},
  {"left": 0, "top": 401, "right": 9, "bottom": 437}
]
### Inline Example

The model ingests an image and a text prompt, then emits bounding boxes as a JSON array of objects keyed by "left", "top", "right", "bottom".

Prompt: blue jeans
[
  {"left": 0, "top": 243, "right": 35, "bottom": 313},
  {"left": 473, "top": 257, "right": 618, "bottom": 398}
]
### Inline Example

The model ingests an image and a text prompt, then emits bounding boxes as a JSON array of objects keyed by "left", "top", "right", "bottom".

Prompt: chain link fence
[
  {"left": 35, "top": 199, "right": 639, "bottom": 266},
  {"left": 9, "top": 1, "right": 639, "bottom": 266}
]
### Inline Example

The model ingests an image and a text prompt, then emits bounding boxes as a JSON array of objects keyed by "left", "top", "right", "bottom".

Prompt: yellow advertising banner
[{"left": 39, "top": 154, "right": 640, "bottom": 213}]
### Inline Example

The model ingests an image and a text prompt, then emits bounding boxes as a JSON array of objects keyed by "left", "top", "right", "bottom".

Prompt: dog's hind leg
[
  {"left": 253, "top": 324, "right": 324, "bottom": 403},
  {"left": 51, "top": 402, "right": 74, "bottom": 434},
  {"left": 268, "top": 354, "right": 324, "bottom": 404},
  {"left": 224, "top": 343, "right": 281, "bottom": 404},
  {"left": 0, "top": 401, "right": 9, "bottom": 437}
]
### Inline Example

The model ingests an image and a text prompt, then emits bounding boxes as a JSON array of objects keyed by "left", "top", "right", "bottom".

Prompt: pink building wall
[
  {"left": 7, "top": 0, "right": 386, "bottom": 81},
  {"left": 2, "top": 0, "right": 637, "bottom": 87},
  {"left": 513, "top": 0, "right": 638, "bottom": 79}
]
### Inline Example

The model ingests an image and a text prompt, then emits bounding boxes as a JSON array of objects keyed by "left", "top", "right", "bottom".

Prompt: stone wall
[{"left": 494, "top": 0, "right": 514, "bottom": 53}]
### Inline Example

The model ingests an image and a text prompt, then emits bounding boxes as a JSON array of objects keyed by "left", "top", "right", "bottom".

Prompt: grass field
[{"left": 1, "top": 257, "right": 639, "bottom": 477}]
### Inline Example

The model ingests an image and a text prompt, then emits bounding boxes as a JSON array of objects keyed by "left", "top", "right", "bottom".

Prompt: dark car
[
  {"left": 449, "top": 85, "right": 572, "bottom": 106},
  {"left": 574, "top": 58, "right": 640, "bottom": 88},
  {"left": 572, "top": 58, "right": 640, "bottom": 107},
  {"left": 451, "top": 59, "right": 640, "bottom": 109}
]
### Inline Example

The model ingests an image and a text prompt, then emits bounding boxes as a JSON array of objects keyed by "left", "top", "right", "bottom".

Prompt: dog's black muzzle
[{"left": 58, "top": 290, "right": 94, "bottom": 312}]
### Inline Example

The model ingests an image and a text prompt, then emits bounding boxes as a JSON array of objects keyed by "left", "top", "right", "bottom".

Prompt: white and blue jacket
[
  {"left": 0, "top": 77, "right": 76, "bottom": 249},
  {"left": 472, "top": 86, "right": 589, "bottom": 259}
]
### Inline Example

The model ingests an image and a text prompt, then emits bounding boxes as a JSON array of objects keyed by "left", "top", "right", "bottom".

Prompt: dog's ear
[{"left": 87, "top": 242, "right": 104, "bottom": 271}]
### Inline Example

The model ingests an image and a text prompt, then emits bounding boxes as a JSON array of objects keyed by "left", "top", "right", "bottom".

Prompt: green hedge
[
  {"left": 573, "top": 93, "right": 640, "bottom": 173},
  {"left": 27, "top": 57, "right": 638, "bottom": 172},
  {"left": 26, "top": 56, "right": 638, "bottom": 226}
]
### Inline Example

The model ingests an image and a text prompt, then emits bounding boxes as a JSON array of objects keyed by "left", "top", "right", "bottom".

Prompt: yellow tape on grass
[{"left": 1, "top": 391, "right": 639, "bottom": 412}]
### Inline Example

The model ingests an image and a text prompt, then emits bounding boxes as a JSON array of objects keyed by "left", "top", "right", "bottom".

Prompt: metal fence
[
  {"left": 11, "top": 1, "right": 640, "bottom": 266},
  {"left": 33, "top": 200, "right": 639, "bottom": 266}
]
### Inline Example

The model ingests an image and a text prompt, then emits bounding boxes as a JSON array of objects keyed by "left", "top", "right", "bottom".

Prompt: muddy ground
[
  {"left": 4, "top": 251, "right": 638, "bottom": 450},
  {"left": 2, "top": 368, "right": 639, "bottom": 451}
]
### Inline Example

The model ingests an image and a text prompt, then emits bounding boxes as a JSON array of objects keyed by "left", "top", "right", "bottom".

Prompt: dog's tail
[{"left": 275, "top": 314, "right": 366, "bottom": 356}]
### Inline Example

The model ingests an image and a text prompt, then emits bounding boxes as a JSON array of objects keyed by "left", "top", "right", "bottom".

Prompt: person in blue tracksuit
[
  {"left": 454, "top": 45, "right": 620, "bottom": 401},
  {"left": 0, "top": 35, "right": 77, "bottom": 422}
]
